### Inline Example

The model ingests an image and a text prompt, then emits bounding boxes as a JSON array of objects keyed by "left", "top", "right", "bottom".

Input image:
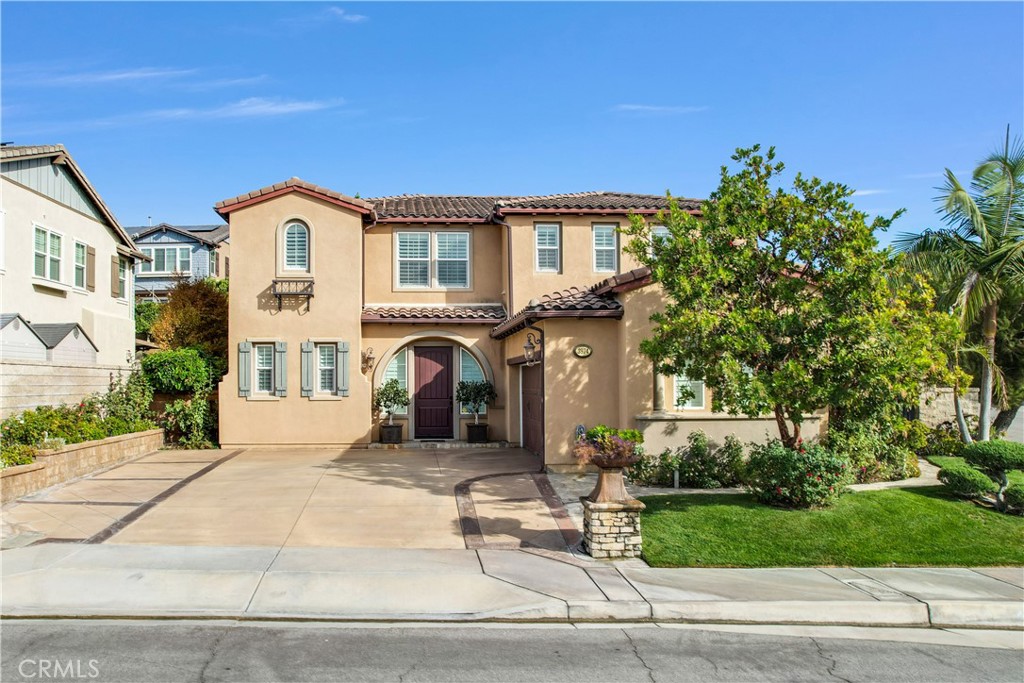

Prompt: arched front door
[{"left": 414, "top": 346, "right": 453, "bottom": 439}]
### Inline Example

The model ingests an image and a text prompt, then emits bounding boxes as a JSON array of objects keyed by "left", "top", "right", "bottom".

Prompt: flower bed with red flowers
[{"left": 745, "top": 440, "right": 853, "bottom": 508}]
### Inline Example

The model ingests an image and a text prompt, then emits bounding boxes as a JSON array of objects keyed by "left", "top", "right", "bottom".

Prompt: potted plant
[
  {"left": 373, "top": 378, "right": 410, "bottom": 444},
  {"left": 456, "top": 380, "right": 497, "bottom": 443},
  {"left": 573, "top": 425, "right": 644, "bottom": 503}
]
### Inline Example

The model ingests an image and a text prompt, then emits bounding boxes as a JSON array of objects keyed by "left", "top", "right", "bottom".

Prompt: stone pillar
[
  {"left": 652, "top": 367, "right": 666, "bottom": 414},
  {"left": 581, "top": 498, "right": 646, "bottom": 559}
]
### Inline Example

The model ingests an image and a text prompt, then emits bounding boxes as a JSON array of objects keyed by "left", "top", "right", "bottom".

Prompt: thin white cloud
[
  {"left": 612, "top": 104, "right": 708, "bottom": 115},
  {"left": 326, "top": 7, "right": 369, "bottom": 23},
  {"left": 181, "top": 75, "right": 271, "bottom": 91},
  {"left": 852, "top": 189, "right": 889, "bottom": 197},
  {"left": 16, "top": 66, "right": 198, "bottom": 87}
]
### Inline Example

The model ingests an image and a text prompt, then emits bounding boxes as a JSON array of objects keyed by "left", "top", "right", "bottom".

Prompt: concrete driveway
[{"left": 1, "top": 448, "right": 578, "bottom": 551}]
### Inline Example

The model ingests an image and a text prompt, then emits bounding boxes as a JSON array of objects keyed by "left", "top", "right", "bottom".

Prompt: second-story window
[
  {"left": 140, "top": 246, "right": 191, "bottom": 275},
  {"left": 535, "top": 224, "right": 560, "bottom": 273},
  {"left": 117, "top": 257, "right": 128, "bottom": 299},
  {"left": 74, "top": 242, "right": 88, "bottom": 289},
  {"left": 34, "top": 226, "right": 62, "bottom": 281},
  {"left": 284, "top": 222, "right": 309, "bottom": 272},
  {"left": 396, "top": 231, "right": 470, "bottom": 289},
  {"left": 593, "top": 224, "right": 617, "bottom": 272}
]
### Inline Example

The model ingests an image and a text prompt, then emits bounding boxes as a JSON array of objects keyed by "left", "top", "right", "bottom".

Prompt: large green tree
[
  {"left": 895, "top": 130, "right": 1024, "bottom": 440},
  {"left": 624, "top": 145, "right": 955, "bottom": 448}
]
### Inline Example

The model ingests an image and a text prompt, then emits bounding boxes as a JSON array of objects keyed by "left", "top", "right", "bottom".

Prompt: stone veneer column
[{"left": 581, "top": 498, "right": 646, "bottom": 559}]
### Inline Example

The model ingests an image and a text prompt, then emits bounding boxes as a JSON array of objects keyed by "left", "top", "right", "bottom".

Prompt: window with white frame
[
  {"left": 649, "top": 225, "right": 671, "bottom": 257},
  {"left": 317, "top": 343, "right": 336, "bottom": 393},
  {"left": 140, "top": 246, "right": 191, "bottom": 275},
  {"left": 382, "top": 348, "right": 408, "bottom": 414},
  {"left": 284, "top": 222, "right": 309, "bottom": 271},
  {"left": 396, "top": 232, "right": 470, "bottom": 289},
  {"left": 34, "top": 226, "right": 62, "bottom": 281},
  {"left": 593, "top": 224, "right": 617, "bottom": 272},
  {"left": 535, "top": 224, "right": 560, "bottom": 272},
  {"left": 74, "top": 242, "right": 87, "bottom": 289},
  {"left": 459, "top": 349, "right": 487, "bottom": 416},
  {"left": 674, "top": 372, "right": 705, "bottom": 410},
  {"left": 117, "top": 257, "right": 128, "bottom": 299},
  {"left": 255, "top": 343, "right": 275, "bottom": 394}
]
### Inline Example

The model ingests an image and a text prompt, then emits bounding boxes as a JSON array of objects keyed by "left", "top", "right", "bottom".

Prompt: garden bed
[
  {"left": 639, "top": 486, "right": 1024, "bottom": 568},
  {"left": 1, "top": 429, "right": 164, "bottom": 504}
]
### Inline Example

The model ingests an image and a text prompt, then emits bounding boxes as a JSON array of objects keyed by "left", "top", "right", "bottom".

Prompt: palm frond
[{"left": 940, "top": 169, "right": 989, "bottom": 244}]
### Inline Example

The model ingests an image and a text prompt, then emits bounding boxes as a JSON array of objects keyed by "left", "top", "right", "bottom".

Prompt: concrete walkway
[{"left": 2, "top": 543, "right": 1022, "bottom": 629}]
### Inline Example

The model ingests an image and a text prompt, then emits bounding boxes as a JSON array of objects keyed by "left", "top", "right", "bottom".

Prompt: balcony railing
[{"left": 271, "top": 278, "right": 314, "bottom": 311}]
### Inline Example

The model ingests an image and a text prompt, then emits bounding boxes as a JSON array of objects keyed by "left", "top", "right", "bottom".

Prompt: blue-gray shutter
[
  {"left": 238, "top": 342, "right": 252, "bottom": 397},
  {"left": 301, "top": 341, "right": 314, "bottom": 397},
  {"left": 274, "top": 341, "right": 288, "bottom": 397},
  {"left": 337, "top": 341, "right": 350, "bottom": 397}
]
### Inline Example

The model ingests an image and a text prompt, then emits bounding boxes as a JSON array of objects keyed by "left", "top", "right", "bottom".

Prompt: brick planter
[
  {"left": 1, "top": 429, "right": 165, "bottom": 504},
  {"left": 581, "top": 497, "right": 646, "bottom": 559}
]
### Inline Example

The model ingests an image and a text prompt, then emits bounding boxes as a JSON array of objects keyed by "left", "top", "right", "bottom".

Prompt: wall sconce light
[
  {"left": 523, "top": 333, "right": 542, "bottom": 366},
  {"left": 361, "top": 347, "right": 376, "bottom": 373}
]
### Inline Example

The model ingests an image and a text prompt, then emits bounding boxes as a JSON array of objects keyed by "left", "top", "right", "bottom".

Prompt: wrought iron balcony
[{"left": 271, "top": 278, "right": 314, "bottom": 311}]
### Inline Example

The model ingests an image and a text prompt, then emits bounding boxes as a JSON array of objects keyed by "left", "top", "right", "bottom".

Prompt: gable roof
[
  {"left": 27, "top": 322, "right": 97, "bottom": 351},
  {"left": 0, "top": 313, "right": 47, "bottom": 347},
  {"left": 214, "top": 177, "right": 376, "bottom": 217},
  {"left": 126, "top": 223, "right": 229, "bottom": 247},
  {"left": 1, "top": 145, "right": 146, "bottom": 259}
]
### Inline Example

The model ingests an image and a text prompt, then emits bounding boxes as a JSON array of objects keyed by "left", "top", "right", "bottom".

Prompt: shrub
[
  {"left": 142, "top": 349, "right": 211, "bottom": 394},
  {"left": 677, "top": 431, "right": 745, "bottom": 488},
  {"left": 135, "top": 300, "right": 162, "bottom": 338},
  {"left": 162, "top": 393, "right": 214, "bottom": 449},
  {"left": 938, "top": 461, "right": 998, "bottom": 499},
  {"left": 745, "top": 441, "right": 852, "bottom": 508},
  {"left": 627, "top": 448, "right": 680, "bottom": 486},
  {"left": 920, "top": 422, "right": 965, "bottom": 459},
  {"left": 827, "top": 424, "right": 919, "bottom": 484},
  {"left": 1, "top": 443, "right": 37, "bottom": 468},
  {"left": 101, "top": 370, "right": 155, "bottom": 426},
  {"left": 1004, "top": 484, "right": 1024, "bottom": 512},
  {"left": 962, "top": 440, "right": 1024, "bottom": 474}
]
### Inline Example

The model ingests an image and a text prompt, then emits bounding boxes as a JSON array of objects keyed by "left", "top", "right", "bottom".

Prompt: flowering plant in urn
[{"left": 574, "top": 425, "right": 644, "bottom": 503}]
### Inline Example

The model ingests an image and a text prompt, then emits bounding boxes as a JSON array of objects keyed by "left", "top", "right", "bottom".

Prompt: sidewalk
[{"left": 3, "top": 543, "right": 1021, "bottom": 629}]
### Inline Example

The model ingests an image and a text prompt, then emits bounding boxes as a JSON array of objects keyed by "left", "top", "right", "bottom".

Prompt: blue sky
[{"left": 2, "top": 2, "right": 1022, "bottom": 244}]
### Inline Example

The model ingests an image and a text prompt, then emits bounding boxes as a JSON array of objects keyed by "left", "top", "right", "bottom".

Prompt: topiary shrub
[
  {"left": 961, "top": 440, "right": 1024, "bottom": 512},
  {"left": 745, "top": 440, "right": 852, "bottom": 509},
  {"left": 1003, "top": 484, "right": 1024, "bottom": 514},
  {"left": 938, "top": 461, "right": 998, "bottom": 499}
]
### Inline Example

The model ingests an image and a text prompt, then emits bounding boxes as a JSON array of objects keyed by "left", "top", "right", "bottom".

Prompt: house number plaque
[{"left": 573, "top": 344, "right": 593, "bottom": 359}]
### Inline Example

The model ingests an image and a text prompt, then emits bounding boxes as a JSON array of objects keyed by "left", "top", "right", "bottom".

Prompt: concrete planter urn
[
  {"left": 574, "top": 426, "right": 646, "bottom": 559},
  {"left": 466, "top": 423, "right": 489, "bottom": 443},
  {"left": 587, "top": 451, "right": 643, "bottom": 504},
  {"left": 379, "top": 424, "right": 403, "bottom": 444}
]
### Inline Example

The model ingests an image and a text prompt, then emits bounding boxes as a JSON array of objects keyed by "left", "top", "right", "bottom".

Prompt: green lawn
[
  {"left": 926, "top": 455, "right": 1024, "bottom": 486},
  {"left": 639, "top": 487, "right": 1024, "bottom": 567}
]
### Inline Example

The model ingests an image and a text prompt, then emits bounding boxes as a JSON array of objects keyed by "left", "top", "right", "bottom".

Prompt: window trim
[
  {"left": 381, "top": 347, "right": 409, "bottom": 415},
  {"left": 253, "top": 342, "right": 276, "bottom": 396},
  {"left": 316, "top": 342, "right": 337, "bottom": 395},
  {"left": 673, "top": 373, "right": 706, "bottom": 410},
  {"left": 74, "top": 240, "right": 88, "bottom": 290},
  {"left": 33, "top": 223, "right": 63, "bottom": 283},
  {"left": 458, "top": 347, "right": 488, "bottom": 416},
  {"left": 283, "top": 222, "right": 310, "bottom": 272},
  {"left": 117, "top": 256, "right": 129, "bottom": 300},
  {"left": 138, "top": 244, "right": 192, "bottom": 276},
  {"left": 393, "top": 229, "right": 473, "bottom": 291},
  {"left": 276, "top": 216, "right": 315, "bottom": 278},
  {"left": 592, "top": 223, "right": 618, "bottom": 273},
  {"left": 534, "top": 223, "right": 561, "bottom": 273}
]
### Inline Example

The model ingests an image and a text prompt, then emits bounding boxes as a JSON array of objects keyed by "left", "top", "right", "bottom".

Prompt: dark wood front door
[
  {"left": 414, "top": 346, "right": 453, "bottom": 439},
  {"left": 522, "top": 364, "right": 544, "bottom": 457}
]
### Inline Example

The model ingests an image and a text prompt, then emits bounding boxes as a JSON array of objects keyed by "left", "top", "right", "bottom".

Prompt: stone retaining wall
[
  {"left": 1, "top": 429, "right": 164, "bottom": 504},
  {"left": 919, "top": 388, "right": 981, "bottom": 428}
]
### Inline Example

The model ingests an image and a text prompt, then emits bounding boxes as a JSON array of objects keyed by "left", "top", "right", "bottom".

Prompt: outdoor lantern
[
  {"left": 524, "top": 333, "right": 540, "bottom": 365},
  {"left": 361, "top": 347, "right": 376, "bottom": 372}
]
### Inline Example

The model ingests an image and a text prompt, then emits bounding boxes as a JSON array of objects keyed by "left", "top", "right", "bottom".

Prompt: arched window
[
  {"left": 459, "top": 348, "right": 487, "bottom": 415},
  {"left": 283, "top": 222, "right": 309, "bottom": 271},
  {"left": 382, "top": 348, "right": 408, "bottom": 415}
]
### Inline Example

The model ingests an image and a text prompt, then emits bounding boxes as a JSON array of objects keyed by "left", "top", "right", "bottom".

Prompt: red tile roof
[
  {"left": 215, "top": 177, "right": 375, "bottom": 216},
  {"left": 362, "top": 304, "right": 507, "bottom": 324},
  {"left": 491, "top": 286, "right": 624, "bottom": 339}
]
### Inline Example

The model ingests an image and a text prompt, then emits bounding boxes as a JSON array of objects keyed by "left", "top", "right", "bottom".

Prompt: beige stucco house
[
  {"left": 216, "top": 178, "right": 820, "bottom": 469},
  {"left": 0, "top": 145, "right": 146, "bottom": 418}
]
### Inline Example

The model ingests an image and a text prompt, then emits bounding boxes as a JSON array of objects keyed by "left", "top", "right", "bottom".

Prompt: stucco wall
[
  {"left": 1, "top": 178, "right": 135, "bottom": 367},
  {"left": 218, "top": 192, "right": 369, "bottom": 447},
  {"left": 363, "top": 223, "right": 504, "bottom": 305}
]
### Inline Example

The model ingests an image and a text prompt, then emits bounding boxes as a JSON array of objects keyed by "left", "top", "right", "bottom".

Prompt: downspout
[
  {"left": 491, "top": 209, "right": 514, "bottom": 315},
  {"left": 525, "top": 320, "right": 544, "bottom": 457}
]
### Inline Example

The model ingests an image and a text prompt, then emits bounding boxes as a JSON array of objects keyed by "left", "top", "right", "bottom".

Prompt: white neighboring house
[{"left": 0, "top": 144, "right": 146, "bottom": 418}]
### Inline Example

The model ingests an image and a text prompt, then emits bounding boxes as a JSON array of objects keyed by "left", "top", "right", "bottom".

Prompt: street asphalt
[{"left": 2, "top": 621, "right": 1022, "bottom": 683}]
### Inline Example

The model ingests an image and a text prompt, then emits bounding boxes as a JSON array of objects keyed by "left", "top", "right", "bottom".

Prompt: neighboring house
[
  {"left": 125, "top": 223, "right": 229, "bottom": 300},
  {"left": 0, "top": 144, "right": 146, "bottom": 418},
  {"left": 215, "top": 178, "right": 822, "bottom": 469}
]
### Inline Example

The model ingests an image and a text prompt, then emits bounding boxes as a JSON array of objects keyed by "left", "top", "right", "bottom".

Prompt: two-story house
[
  {"left": 0, "top": 145, "right": 146, "bottom": 418},
  {"left": 214, "top": 178, "right": 821, "bottom": 469},
  {"left": 126, "top": 223, "right": 230, "bottom": 301}
]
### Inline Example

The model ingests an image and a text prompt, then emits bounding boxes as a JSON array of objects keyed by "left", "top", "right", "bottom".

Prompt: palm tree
[{"left": 896, "top": 128, "right": 1024, "bottom": 441}]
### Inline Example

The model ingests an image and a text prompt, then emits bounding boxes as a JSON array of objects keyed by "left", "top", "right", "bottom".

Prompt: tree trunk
[
  {"left": 954, "top": 389, "right": 974, "bottom": 444},
  {"left": 992, "top": 404, "right": 1021, "bottom": 436},
  {"left": 774, "top": 405, "right": 798, "bottom": 449},
  {"left": 978, "top": 303, "right": 999, "bottom": 441}
]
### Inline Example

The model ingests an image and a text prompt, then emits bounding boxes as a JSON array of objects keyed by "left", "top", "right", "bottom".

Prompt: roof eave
[
  {"left": 361, "top": 316, "right": 504, "bottom": 324},
  {"left": 215, "top": 185, "right": 375, "bottom": 219},
  {"left": 490, "top": 308, "right": 623, "bottom": 339}
]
